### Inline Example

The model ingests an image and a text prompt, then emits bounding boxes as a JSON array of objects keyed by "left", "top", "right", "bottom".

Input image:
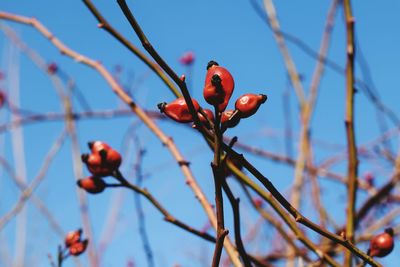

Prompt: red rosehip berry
[
  {"left": 179, "top": 51, "right": 195, "bottom": 66},
  {"left": 235, "top": 93, "right": 267, "bottom": 118},
  {"left": 77, "top": 176, "right": 106, "bottom": 194},
  {"left": 221, "top": 109, "right": 241, "bottom": 130},
  {"left": 65, "top": 229, "right": 82, "bottom": 247},
  {"left": 158, "top": 97, "right": 200, "bottom": 123},
  {"left": 69, "top": 239, "right": 89, "bottom": 256},
  {"left": 368, "top": 228, "right": 394, "bottom": 258},
  {"left": 203, "top": 61, "right": 234, "bottom": 112},
  {"left": 193, "top": 108, "right": 215, "bottom": 129}
]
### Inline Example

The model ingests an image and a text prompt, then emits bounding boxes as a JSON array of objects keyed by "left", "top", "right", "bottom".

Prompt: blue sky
[{"left": 0, "top": 1, "right": 400, "bottom": 266}]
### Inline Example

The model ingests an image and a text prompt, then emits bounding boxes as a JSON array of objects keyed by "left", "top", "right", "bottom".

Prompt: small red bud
[
  {"left": 47, "top": 62, "right": 58, "bottom": 74},
  {"left": 253, "top": 198, "right": 264, "bottom": 209},
  {"left": 368, "top": 228, "right": 394, "bottom": 258},
  {"left": 77, "top": 176, "right": 106, "bottom": 194},
  {"left": 203, "top": 61, "right": 234, "bottom": 112},
  {"left": 158, "top": 97, "right": 200, "bottom": 123},
  {"left": 235, "top": 93, "right": 267, "bottom": 118}
]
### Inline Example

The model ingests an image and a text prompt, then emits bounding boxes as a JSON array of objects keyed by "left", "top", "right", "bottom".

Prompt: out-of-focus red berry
[
  {"left": 0, "top": 91, "right": 6, "bottom": 108},
  {"left": 235, "top": 93, "right": 267, "bottom": 118},
  {"left": 158, "top": 97, "right": 200, "bottom": 123},
  {"left": 179, "top": 51, "right": 195, "bottom": 66},
  {"left": 203, "top": 61, "right": 234, "bottom": 112},
  {"left": 77, "top": 176, "right": 106, "bottom": 194},
  {"left": 65, "top": 229, "right": 82, "bottom": 247},
  {"left": 369, "top": 228, "right": 394, "bottom": 258},
  {"left": 69, "top": 239, "right": 89, "bottom": 256},
  {"left": 47, "top": 62, "right": 58, "bottom": 74}
]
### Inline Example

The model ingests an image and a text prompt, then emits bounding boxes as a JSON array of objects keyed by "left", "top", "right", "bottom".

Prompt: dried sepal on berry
[
  {"left": 235, "top": 93, "right": 267, "bottom": 118},
  {"left": 203, "top": 61, "right": 234, "bottom": 112},
  {"left": 158, "top": 97, "right": 200, "bottom": 123}
]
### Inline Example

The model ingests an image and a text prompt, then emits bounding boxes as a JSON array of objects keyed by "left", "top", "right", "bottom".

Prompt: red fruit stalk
[
  {"left": 235, "top": 93, "right": 267, "bottom": 118},
  {"left": 368, "top": 228, "right": 394, "bottom": 258},
  {"left": 158, "top": 97, "right": 200, "bottom": 123},
  {"left": 203, "top": 61, "right": 234, "bottom": 112}
]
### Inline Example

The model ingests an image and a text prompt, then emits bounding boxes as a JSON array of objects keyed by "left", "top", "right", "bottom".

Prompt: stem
[
  {"left": 343, "top": 0, "right": 357, "bottom": 266},
  {"left": 211, "top": 108, "right": 228, "bottom": 267},
  {"left": 112, "top": 170, "right": 217, "bottom": 243},
  {"left": 221, "top": 180, "right": 252, "bottom": 266}
]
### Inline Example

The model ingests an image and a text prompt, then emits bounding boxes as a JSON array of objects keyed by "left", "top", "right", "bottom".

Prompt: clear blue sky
[{"left": 0, "top": 1, "right": 400, "bottom": 266}]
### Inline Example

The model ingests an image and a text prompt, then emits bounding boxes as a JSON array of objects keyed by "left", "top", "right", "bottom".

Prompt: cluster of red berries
[
  {"left": 158, "top": 60, "right": 267, "bottom": 131},
  {"left": 78, "top": 141, "right": 122, "bottom": 194},
  {"left": 64, "top": 229, "right": 89, "bottom": 256}
]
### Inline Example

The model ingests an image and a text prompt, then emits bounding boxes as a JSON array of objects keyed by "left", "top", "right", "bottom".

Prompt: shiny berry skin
[
  {"left": 369, "top": 228, "right": 394, "bottom": 258},
  {"left": 235, "top": 94, "right": 267, "bottom": 118},
  {"left": 77, "top": 176, "right": 106, "bottom": 194},
  {"left": 65, "top": 229, "right": 82, "bottom": 247},
  {"left": 221, "top": 110, "right": 240, "bottom": 129},
  {"left": 158, "top": 97, "right": 200, "bottom": 123},
  {"left": 203, "top": 61, "right": 234, "bottom": 111},
  {"left": 69, "top": 239, "right": 89, "bottom": 256},
  {"left": 82, "top": 148, "right": 122, "bottom": 177}
]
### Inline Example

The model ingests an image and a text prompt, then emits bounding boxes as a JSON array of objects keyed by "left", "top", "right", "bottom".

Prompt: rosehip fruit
[
  {"left": 77, "top": 176, "right": 106, "bottom": 194},
  {"left": 203, "top": 61, "right": 234, "bottom": 111},
  {"left": 368, "top": 228, "right": 394, "bottom": 258},
  {"left": 82, "top": 149, "right": 121, "bottom": 177},
  {"left": 221, "top": 110, "right": 241, "bottom": 129},
  {"left": 158, "top": 97, "right": 200, "bottom": 123},
  {"left": 69, "top": 239, "right": 89, "bottom": 256},
  {"left": 235, "top": 93, "right": 267, "bottom": 118},
  {"left": 65, "top": 229, "right": 82, "bottom": 247}
]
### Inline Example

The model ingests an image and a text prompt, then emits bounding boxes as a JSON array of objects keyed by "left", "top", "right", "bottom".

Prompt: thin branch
[
  {"left": 343, "top": 1, "right": 357, "bottom": 266},
  {"left": 0, "top": 129, "right": 68, "bottom": 230},
  {"left": 0, "top": 12, "right": 241, "bottom": 265}
]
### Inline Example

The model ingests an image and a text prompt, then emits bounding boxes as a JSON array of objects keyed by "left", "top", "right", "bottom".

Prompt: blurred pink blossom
[{"left": 179, "top": 51, "right": 195, "bottom": 66}]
